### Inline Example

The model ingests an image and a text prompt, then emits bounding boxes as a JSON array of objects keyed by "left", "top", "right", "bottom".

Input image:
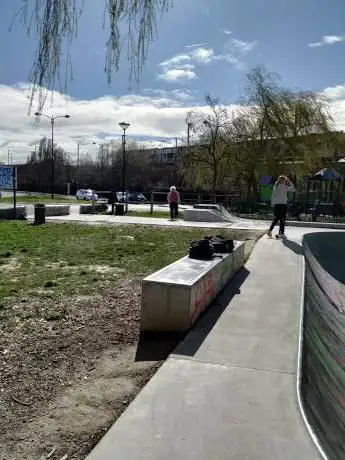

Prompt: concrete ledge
[
  {"left": 80, "top": 203, "right": 108, "bottom": 214},
  {"left": 286, "top": 220, "right": 345, "bottom": 229},
  {"left": 45, "top": 205, "right": 70, "bottom": 216},
  {"left": 0, "top": 206, "right": 26, "bottom": 220},
  {"left": 140, "top": 241, "right": 245, "bottom": 332}
]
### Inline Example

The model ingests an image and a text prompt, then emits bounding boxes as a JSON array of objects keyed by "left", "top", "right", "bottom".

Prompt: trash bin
[
  {"left": 34, "top": 203, "right": 46, "bottom": 225},
  {"left": 115, "top": 203, "right": 124, "bottom": 216}
]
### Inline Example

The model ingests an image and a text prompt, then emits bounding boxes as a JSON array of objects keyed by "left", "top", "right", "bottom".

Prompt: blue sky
[{"left": 1, "top": 0, "right": 345, "bottom": 162}]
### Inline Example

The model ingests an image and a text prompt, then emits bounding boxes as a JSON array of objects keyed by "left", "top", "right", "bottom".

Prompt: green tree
[{"left": 232, "top": 66, "right": 335, "bottom": 197}]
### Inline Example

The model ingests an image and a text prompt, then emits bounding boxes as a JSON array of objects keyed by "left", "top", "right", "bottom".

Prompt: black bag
[
  {"left": 205, "top": 235, "right": 234, "bottom": 253},
  {"left": 189, "top": 239, "right": 215, "bottom": 260}
]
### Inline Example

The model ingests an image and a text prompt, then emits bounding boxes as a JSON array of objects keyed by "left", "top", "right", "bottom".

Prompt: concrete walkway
[{"left": 86, "top": 232, "right": 322, "bottom": 460}]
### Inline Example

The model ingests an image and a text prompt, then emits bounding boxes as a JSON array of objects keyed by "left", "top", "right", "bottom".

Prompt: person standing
[
  {"left": 267, "top": 175, "right": 296, "bottom": 238},
  {"left": 108, "top": 189, "right": 117, "bottom": 214},
  {"left": 167, "top": 186, "right": 180, "bottom": 220},
  {"left": 91, "top": 190, "right": 97, "bottom": 213}
]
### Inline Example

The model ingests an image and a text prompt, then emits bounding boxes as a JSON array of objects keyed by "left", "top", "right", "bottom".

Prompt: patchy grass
[
  {"left": 1, "top": 195, "right": 78, "bottom": 204},
  {"left": 0, "top": 222, "right": 260, "bottom": 304},
  {"left": 0, "top": 222, "right": 262, "bottom": 459}
]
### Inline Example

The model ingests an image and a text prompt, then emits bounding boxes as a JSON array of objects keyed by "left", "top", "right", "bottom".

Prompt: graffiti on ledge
[{"left": 190, "top": 272, "right": 216, "bottom": 325}]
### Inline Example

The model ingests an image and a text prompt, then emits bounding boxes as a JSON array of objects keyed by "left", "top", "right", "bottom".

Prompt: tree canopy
[{"left": 182, "top": 66, "right": 335, "bottom": 197}]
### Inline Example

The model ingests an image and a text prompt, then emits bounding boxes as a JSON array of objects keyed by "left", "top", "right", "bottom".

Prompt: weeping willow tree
[
  {"left": 13, "top": 0, "right": 171, "bottom": 112},
  {"left": 232, "top": 66, "right": 335, "bottom": 197}
]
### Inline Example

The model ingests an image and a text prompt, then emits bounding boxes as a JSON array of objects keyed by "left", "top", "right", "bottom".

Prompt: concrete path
[{"left": 86, "top": 231, "right": 324, "bottom": 460}]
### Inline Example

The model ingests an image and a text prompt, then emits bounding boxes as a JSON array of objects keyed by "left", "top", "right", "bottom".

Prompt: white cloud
[
  {"left": 190, "top": 47, "right": 214, "bottom": 63},
  {"left": 0, "top": 83, "right": 199, "bottom": 163},
  {"left": 157, "top": 68, "right": 197, "bottom": 81},
  {"left": 309, "top": 34, "right": 345, "bottom": 47},
  {"left": 158, "top": 36, "right": 257, "bottom": 82},
  {"left": 160, "top": 54, "right": 191, "bottom": 67},
  {"left": 223, "top": 29, "right": 232, "bottom": 35},
  {"left": 322, "top": 83, "right": 345, "bottom": 100}
]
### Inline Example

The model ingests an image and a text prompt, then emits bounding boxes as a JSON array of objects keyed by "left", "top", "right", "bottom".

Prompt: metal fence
[{"left": 229, "top": 200, "right": 345, "bottom": 224}]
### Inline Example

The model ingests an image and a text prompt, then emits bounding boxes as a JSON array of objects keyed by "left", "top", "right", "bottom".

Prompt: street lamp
[
  {"left": 92, "top": 141, "right": 108, "bottom": 190},
  {"left": 187, "top": 121, "right": 193, "bottom": 147},
  {"left": 35, "top": 112, "right": 71, "bottom": 199},
  {"left": 119, "top": 122, "right": 130, "bottom": 212}
]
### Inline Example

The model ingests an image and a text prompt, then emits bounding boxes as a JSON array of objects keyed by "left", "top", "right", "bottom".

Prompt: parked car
[
  {"left": 76, "top": 189, "right": 98, "bottom": 201},
  {"left": 116, "top": 192, "right": 147, "bottom": 203}
]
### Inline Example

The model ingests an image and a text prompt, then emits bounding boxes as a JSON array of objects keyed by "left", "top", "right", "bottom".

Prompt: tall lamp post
[
  {"left": 187, "top": 122, "right": 192, "bottom": 147},
  {"left": 35, "top": 112, "right": 71, "bottom": 198},
  {"left": 119, "top": 122, "right": 130, "bottom": 212}
]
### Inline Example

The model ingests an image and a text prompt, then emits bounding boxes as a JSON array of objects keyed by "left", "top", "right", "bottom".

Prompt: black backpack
[
  {"left": 205, "top": 235, "right": 234, "bottom": 253},
  {"left": 189, "top": 239, "right": 215, "bottom": 260}
]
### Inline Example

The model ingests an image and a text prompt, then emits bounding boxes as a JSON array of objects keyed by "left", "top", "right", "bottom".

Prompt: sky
[{"left": 1, "top": 0, "right": 345, "bottom": 163}]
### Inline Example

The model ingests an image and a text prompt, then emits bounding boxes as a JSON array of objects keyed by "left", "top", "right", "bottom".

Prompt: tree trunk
[{"left": 212, "top": 162, "right": 218, "bottom": 198}]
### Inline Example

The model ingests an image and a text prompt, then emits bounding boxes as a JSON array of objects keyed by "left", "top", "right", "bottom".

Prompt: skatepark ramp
[
  {"left": 86, "top": 234, "right": 322, "bottom": 460},
  {"left": 302, "top": 232, "right": 345, "bottom": 460},
  {"left": 183, "top": 204, "right": 238, "bottom": 223}
]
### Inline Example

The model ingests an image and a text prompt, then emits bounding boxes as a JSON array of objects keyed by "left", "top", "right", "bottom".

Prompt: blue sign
[{"left": 0, "top": 166, "right": 14, "bottom": 189}]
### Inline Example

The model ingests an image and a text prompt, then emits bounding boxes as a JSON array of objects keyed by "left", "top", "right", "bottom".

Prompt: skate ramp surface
[
  {"left": 184, "top": 204, "right": 239, "bottom": 223},
  {"left": 302, "top": 231, "right": 345, "bottom": 459}
]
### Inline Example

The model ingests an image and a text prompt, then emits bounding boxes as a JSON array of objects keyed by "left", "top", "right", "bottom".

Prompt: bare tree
[
  {"left": 13, "top": 0, "right": 171, "bottom": 112},
  {"left": 183, "top": 95, "right": 234, "bottom": 195}
]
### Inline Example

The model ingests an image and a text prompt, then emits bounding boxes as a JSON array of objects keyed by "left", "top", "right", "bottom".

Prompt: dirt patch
[
  {"left": 0, "top": 224, "right": 261, "bottom": 459},
  {"left": 0, "top": 280, "right": 171, "bottom": 460}
]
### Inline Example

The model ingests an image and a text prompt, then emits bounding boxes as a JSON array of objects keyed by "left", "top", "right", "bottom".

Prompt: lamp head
[
  {"left": 64, "top": 114, "right": 71, "bottom": 119},
  {"left": 119, "top": 122, "right": 130, "bottom": 131}
]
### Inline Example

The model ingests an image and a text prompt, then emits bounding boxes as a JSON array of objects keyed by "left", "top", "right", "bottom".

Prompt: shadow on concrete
[
  {"left": 135, "top": 331, "right": 186, "bottom": 362},
  {"left": 283, "top": 239, "right": 304, "bottom": 255},
  {"left": 135, "top": 267, "right": 250, "bottom": 362},
  {"left": 172, "top": 267, "right": 250, "bottom": 358},
  {"left": 304, "top": 232, "right": 345, "bottom": 284}
]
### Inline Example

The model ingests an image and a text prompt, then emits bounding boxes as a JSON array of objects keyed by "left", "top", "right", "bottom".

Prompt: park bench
[{"left": 140, "top": 241, "right": 245, "bottom": 332}]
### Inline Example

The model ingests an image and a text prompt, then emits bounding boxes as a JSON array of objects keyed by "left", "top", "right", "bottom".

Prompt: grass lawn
[
  {"left": 0, "top": 222, "right": 259, "bottom": 303},
  {"left": 0, "top": 222, "right": 262, "bottom": 460},
  {"left": 1, "top": 194, "right": 78, "bottom": 204}
]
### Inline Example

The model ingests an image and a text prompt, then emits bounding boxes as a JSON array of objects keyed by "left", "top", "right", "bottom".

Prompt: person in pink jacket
[{"left": 167, "top": 186, "right": 181, "bottom": 220}]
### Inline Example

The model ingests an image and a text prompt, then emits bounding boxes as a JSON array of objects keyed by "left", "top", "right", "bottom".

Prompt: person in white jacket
[{"left": 267, "top": 175, "right": 296, "bottom": 238}]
